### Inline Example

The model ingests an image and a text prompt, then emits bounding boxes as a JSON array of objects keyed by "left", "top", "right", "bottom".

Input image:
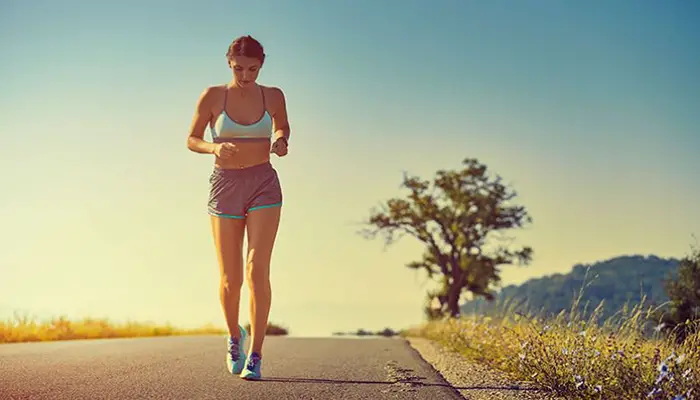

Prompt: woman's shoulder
[
  {"left": 196, "top": 84, "right": 227, "bottom": 106},
  {"left": 261, "top": 84, "right": 286, "bottom": 104},
  {"left": 198, "top": 84, "right": 227, "bottom": 97},
  {"left": 200, "top": 83, "right": 228, "bottom": 93},
  {"left": 260, "top": 83, "right": 283, "bottom": 93}
]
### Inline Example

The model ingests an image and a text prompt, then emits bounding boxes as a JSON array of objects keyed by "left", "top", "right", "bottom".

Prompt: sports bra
[{"left": 211, "top": 85, "right": 273, "bottom": 142}]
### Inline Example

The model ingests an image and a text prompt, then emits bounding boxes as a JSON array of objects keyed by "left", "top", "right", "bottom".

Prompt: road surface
[{"left": 1, "top": 335, "right": 465, "bottom": 399}]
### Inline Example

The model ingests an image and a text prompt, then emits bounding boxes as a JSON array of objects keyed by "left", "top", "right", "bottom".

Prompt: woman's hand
[
  {"left": 214, "top": 142, "right": 238, "bottom": 159},
  {"left": 270, "top": 137, "right": 288, "bottom": 157}
]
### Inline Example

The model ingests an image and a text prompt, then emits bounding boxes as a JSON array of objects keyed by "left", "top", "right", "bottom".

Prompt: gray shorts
[{"left": 207, "top": 162, "right": 283, "bottom": 219}]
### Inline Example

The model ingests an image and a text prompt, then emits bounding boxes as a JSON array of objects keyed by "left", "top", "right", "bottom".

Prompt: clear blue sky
[{"left": 1, "top": 0, "right": 698, "bottom": 336}]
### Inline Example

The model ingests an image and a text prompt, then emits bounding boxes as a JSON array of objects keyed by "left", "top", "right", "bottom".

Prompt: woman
[{"left": 186, "top": 35, "right": 290, "bottom": 380}]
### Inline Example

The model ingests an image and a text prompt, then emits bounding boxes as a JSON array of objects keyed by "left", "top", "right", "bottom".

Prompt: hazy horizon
[{"left": 1, "top": 1, "right": 699, "bottom": 336}]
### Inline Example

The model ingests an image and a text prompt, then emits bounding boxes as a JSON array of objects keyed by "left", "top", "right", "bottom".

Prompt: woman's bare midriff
[{"left": 214, "top": 140, "right": 272, "bottom": 169}]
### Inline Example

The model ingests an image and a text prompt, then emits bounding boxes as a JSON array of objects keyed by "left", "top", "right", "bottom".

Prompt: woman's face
[{"left": 229, "top": 56, "right": 262, "bottom": 88}]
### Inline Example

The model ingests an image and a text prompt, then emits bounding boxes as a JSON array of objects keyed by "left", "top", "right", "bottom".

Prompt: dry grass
[
  {"left": 243, "top": 322, "right": 289, "bottom": 336},
  {"left": 1, "top": 312, "right": 288, "bottom": 344},
  {"left": 404, "top": 293, "right": 699, "bottom": 400}
]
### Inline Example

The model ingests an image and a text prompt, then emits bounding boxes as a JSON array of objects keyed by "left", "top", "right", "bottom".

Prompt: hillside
[{"left": 461, "top": 254, "right": 681, "bottom": 321}]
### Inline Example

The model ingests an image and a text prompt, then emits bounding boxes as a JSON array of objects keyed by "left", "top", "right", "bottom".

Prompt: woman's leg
[
  {"left": 244, "top": 205, "right": 282, "bottom": 357},
  {"left": 210, "top": 215, "right": 246, "bottom": 339}
]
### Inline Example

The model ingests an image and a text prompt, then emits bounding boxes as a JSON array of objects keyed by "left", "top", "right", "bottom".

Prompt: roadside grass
[
  {"left": 403, "top": 290, "right": 699, "bottom": 400},
  {"left": 1, "top": 313, "right": 289, "bottom": 344},
  {"left": 243, "top": 322, "right": 289, "bottom": 336}
]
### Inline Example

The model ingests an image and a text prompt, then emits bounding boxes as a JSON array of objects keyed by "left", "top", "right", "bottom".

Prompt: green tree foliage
[
  {"left": 361, "top": 158, "right": 533, "bottom": 319},
  {"left": 655, "top": 241, "right": 700, "bottom": 343},
  {"left": 461, "top": 254, "right": 680, "bottom": 323}
]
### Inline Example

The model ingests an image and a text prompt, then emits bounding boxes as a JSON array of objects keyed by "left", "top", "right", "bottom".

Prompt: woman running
[{"left": 186, "top": 34, "right": 290, "bottom": 380}]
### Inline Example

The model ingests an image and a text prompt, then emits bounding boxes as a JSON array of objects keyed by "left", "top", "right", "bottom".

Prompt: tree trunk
[{"left": 447, "top": 283, "right": 461, "bottom": 318}]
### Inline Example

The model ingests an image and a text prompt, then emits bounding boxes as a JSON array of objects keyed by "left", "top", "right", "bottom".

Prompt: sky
[{"left": 1, "top": 0, "right": 698, "bottom": 337}]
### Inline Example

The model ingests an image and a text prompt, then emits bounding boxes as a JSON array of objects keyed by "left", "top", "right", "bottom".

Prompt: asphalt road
[{"left": 0, "top": 335, "right": 465, "bottom": 400}]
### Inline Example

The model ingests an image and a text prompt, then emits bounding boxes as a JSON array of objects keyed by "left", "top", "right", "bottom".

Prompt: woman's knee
[
  {"left": 221, "top": 272, "right": 244, "bottom": 292},
  {"left": 245, "top": 248, "right": 271, "bottom": 286}
]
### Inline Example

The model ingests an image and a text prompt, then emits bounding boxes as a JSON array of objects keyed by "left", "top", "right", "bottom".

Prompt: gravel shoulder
[{"left": 405, "top": 336, "right": 566, "bottom": 400}]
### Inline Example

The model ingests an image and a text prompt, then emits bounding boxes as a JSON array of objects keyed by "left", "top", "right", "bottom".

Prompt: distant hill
[{"left": 461, "top": 255, "right": 681, "bottom": 321}]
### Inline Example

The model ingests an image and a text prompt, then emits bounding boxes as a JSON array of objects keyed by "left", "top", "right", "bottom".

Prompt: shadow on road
[{"left": 256, "top": 376, "right": 548, "bottom": 392}]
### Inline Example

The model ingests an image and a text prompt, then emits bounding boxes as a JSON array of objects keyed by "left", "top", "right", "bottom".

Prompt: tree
[
  {"left": 361, "top": 158, "right": 533, "bottom": 319},
  {"left": 656, "top": 240, "right": 700, "bottom": 343}
]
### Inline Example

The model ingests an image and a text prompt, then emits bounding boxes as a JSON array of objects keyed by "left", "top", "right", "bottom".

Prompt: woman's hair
[{"left": 226, "top": 35, "right": 266, "bottom": 65}]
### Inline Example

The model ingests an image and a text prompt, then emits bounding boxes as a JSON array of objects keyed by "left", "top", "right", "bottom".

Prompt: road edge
[{"left": 403, "top": 336, "right": 562, "bottom": 400}]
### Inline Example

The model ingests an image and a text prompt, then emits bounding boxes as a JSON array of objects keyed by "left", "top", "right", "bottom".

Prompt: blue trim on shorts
[
  {"left": 208, "top": 211, "right": 246, "bottom": 219},
  {"left": 208, "top": 203, "right": 282, "bottom": 219},
  {"left": 247, "top": 202, "right": 283, "bottom": 212}
]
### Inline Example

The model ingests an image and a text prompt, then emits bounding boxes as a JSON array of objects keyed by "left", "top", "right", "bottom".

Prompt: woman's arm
[
  {"left": 269, "top": 87, "right": 290, "bottom": 143},
  {"left": 187, "top": 86, "right": 218, "bottom": 154}
]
